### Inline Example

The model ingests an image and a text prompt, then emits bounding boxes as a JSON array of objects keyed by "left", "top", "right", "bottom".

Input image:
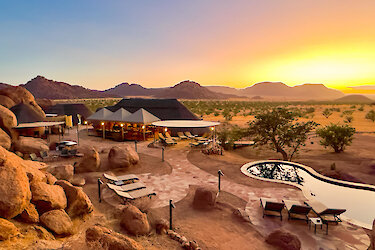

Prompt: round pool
[{"left": 241, "top": 161, "right": 375, "bottom": 229}]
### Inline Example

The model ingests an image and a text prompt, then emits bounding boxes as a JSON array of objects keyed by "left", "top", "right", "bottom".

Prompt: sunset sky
[{"left": 1, "top": 0, "right": 375, "bottom": 93}]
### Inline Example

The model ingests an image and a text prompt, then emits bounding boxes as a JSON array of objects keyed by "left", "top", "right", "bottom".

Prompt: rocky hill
[
  {"left": 208, "top": 82, "right": 344, "bottom": 100},
  {"left": 335, "top": 94, "right": 374, "bottom": 103},
  {"left": 104, "top": 82, "right": 157, "bottom": 97},
  {"left": 21, "top": 76, "right": 114, "bottom": 99},
  {"left": 153, "top": 80, "right": 235, "bottom": 99}
]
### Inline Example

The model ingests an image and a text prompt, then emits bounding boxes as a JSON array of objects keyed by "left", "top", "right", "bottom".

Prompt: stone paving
[{"left": 133, "top": 142, "right": 370, "bottom": 250}]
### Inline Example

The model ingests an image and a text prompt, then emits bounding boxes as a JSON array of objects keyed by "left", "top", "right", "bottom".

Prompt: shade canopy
[
  {"left": 14, "top": 121, "right": 65, "bottom": 129},
  {"left": 104, "top": 108, "right": 132, "bottom": 122},
  {"left": 87, "top": 108, "right": 113, "bottom": 121},
  {"left": 125, "top": 108, "right": 160, "bottom": 124},
  {"left": 152, "top": 120, "right": 220, "bottom": 128}
]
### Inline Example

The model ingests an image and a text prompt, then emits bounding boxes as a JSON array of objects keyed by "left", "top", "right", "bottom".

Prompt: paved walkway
[{"left": 133, "top": 142, "right": 370, "bottom": 250}]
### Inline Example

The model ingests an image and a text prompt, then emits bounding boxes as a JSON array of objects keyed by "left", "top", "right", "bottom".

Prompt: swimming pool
[{"left": 241, "top": 160, "right": 375, "bottom": 229}]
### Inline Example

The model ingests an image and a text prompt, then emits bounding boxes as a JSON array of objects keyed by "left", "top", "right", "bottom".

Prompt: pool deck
[{"left": 104, "top": 141, "right": 371, "bottom": 249}]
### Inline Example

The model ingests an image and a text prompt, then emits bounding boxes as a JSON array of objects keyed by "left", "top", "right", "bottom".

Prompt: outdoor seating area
[
  {"left": 103, "top": 173, "right": 156, "bottom": 202},
  {"left": 260, "top": 197, "right": 346, "bottom": 234}
]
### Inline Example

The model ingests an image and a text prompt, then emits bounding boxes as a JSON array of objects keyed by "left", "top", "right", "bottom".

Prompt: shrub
[
  {"left": 322, "top": 109, "right": 332, "bottom": 118},
  {"left": 316, "top": 124, "right": 355, "bottom": 153},
  {"left": 365, "top": 110, "right": 375, "bottom": 122}
]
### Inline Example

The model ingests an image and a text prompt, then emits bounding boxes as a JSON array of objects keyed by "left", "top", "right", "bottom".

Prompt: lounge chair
[
  {"left": 283, "top": 200, "right": 312, "bottom": 223},
  {"left": 304, "top": 200, "right": 346, "bottom": 224},
  {"left": 177, "top": 132, "right": 188, "bottom": 140},
  {"left": 107, "top": 182, "right": 146, "bottom": 192},
  {"left": 184, "top": 131, "right": 197, "bottom": 139},
  {"left": 103, "top": 173, "right": 139, "bottom": 185},
  {"left": 195, "top": 133, "right": 210, "bottom": 141},
  {"left": 260, "top": 197, "right": 284, "bottom": 220},
  {"left": 165, "top": 132, "right": 179, "bottom": 141},
  {"left": 60, "top": 148, "right": 69, "bottom": 157},
  {"left": 159, "top": 133, "right": 176, "bottom": 145},
  {"left": 113, "top": 188, "right": 156, "bottom": 202},
  {"left": 40, "top": 151, "right": 48, "bottom": 159}
]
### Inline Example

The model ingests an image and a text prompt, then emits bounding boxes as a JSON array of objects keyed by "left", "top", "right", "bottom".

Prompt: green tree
[
  {"left": 217, "top": 123, "right": 247, "bottom": 150},
  {"left": 248, "top": 108, "right": 317, "bottom": 161},
  {"left": 322, "top": 109, "right": 332, "bottom": 118},
  {"left": 365, "top": 110, "right": 375, "bottom": 122},
  {"left": 316, "top": 124, "right": 355, "bottom": 153},
  {"left": 344, "top": 115, "right": 353, "bottom": 123}
]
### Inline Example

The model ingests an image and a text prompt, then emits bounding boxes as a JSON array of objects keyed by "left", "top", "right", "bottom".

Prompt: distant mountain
[
  {"left": 154, "top": 80, "right": 235, "bottom": 99},
  {"left": 104, "top": 82, "right": 157, "bottom": 97},
  {"left": 21, "top": 76, "right": 114, "bottom": 99},
  {"left": 335, "top": 94, "right": 374, "bottom": 103},
  {"left": 208, "top": 82, "right": 344, "bottom": 100}
]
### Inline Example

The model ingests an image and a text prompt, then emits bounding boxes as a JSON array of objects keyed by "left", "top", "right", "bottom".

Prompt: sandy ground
[{"left": 203, "top": 104, "right": 375, "bottom": 132}]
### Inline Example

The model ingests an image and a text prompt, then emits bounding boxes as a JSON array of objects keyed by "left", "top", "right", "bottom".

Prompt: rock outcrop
[
  {"left": 0, "top": 128, "right": 11, "bottom": 150},
  {"left": 0, "top": 95, "right": 15, "bottom": 108},
  {"left": 0, "top": 158, "right": 31, "bottom": 219},
  {"left": 13, "top": 136, "right": 49, "bottom": 157},
  {"left": 192, "top": 186, "right": 217, "bottom": 210},
  {"left": 108, "top": 145, "right": 139, "bottom": 169},
  {"left": 265, "top": 229, "right": 301, "bottom": 250},
  {"left": 40, "top": 209, "right": 73, "bottom": 235},
  {"left": 55, "top": 180, "right": 93, "bottom": 218},
  {"left": 48, "top": 165, "right": 74, "bottom": 181},
  {"left": 75, "top": 147, "right": 100, "bottom": 173},
  {"left": 0, "top": 218, "right": 19, "bottom": 240},
  {"left": 371, "top": 219, "right": 375, "bottom": 250},
  {"left": 0, "top": 104, "right": 17, "bottom": 138},
  {"left": 85, "top": 225, "right": 143, "bottom": 250},
  {"left": 20, "top": 202, "right": 40, "bottom": 223},
  {"left": 0, "top": 86, "right": 45, "bottom": 117},
  {"left": 31, "top": 181, "right": 67, "bottom": 213},
  {"left": 120, "top": 204, "right": 150, "bottom": 235}
]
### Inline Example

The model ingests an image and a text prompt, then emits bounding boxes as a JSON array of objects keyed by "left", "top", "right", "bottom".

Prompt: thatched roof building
[{"left": 45, "top": 103, "right": 92, "bottom": 125}]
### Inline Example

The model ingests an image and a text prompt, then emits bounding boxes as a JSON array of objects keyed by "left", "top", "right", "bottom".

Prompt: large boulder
[
  {"left": 0, "top": 218, "right": 19, "bottom": 240},
  {"left": 20, "top": 202, "right": 39, "bottom": 223},
  {"left": 31, "top": 181, "right": 67, "bottom": 213},
  {"left": 75, "top": 147, "right": 100, "bottom": 173},
  {"left": 0, "top": 158, "right": 31, "bottom": 219},
  {"left": 120, "top": 204, "right": 150, "bottom": 236},
  {"left": 0, "top": 145, "right": 47, "bottom": 183},
  {"left": 108, "top": 145, "right": 139, "bottom": 169},
  {"left": 55, "top": 180, "right": 93, "bottom": 218},
  {"left": 0, "top": 95, "right": 15, "bottom": 108},
  {"left": 0, "top": 104, "right": 17, "bottom": 138},
  {"left": 0, "top": 128, "right": 11, "bottom": 150},
  {"left": 86, "top": 225, "right": 143, "bottom": 250},
  {"left": 13, "top": 136, "right": 49, "bottom": 157},
  {"left": 371, "top": 219, "right": 375, "bottom": 250},
  {"left": 265, "top": 229, "right": 301, "bottom": 250},
  {"left": 45, "top": 172, "right": 57, "bottom": 185},
  {"left": 40, "top": 209, "right": 73, "bottom": 236},
  {"left": 192, "top": 186, "right": 217, "bottom": 210},
  {"left": 0, "top": 86, "right": 45, "bottom": 117},
  {"left": 48, "top": 165, "right": 74, "bottom": 181}
]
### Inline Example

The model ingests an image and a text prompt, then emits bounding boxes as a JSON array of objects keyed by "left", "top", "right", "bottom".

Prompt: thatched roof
[
  {"left": 45, "top": 103, "right": 93, "bottom": 124},
  {"left": 87, "top": 108, "right": 113, "bottom": 121},
  {"left": 104, "top": 108, "right": 132, "bottom": 122},
  {"left": 10, "top": 103, "right": 45, "bottom": 124},
  {"left": 124, "top": 108, "right": 160, "bottom": 124},
  {"left": 106, "top": 98, "right": 198, "bottom": 120}
]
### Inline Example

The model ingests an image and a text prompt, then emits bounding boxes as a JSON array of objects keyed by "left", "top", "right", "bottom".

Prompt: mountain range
[{"left": 0, "top": 75, "right": 353, "bottom": 101}]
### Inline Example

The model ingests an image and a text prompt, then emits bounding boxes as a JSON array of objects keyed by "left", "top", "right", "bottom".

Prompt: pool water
[{"left": 245, "top": 162, "right": 375, "bottom": 229}]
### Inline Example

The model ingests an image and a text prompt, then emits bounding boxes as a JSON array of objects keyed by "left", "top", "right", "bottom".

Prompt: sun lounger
[
  {"left": 113, "top": 188, "right": 156, "bottom": 202},
  {"left": 283, "top": 200, "right": 311, "bottom": 223},
  {"left": 158, "top": 133, "right": 177, "bottom": 145},
  {"left": 177, "top": 132, "right": 188, "bottom": 140},
  {"left": 107, "top": 182, "right": 146, "bottom": 192},
  {"left": 260, "top": 197, "right": 284, "bottom": 220},
  {"left": 184, "top": 131, "right": 197, "bottom": 139},
  {"left": 103, "top": 173, "right": 139, "bottom": 185},
  {"left": 40, "top": 151, "right": 48, "bottom": 159},
  {"left": 195, "top": 133, "right": 210, "bottom": 141},
  {"left": 29, "top": 153, "right": 38, "bottom": 161},
  {"left": 165, "top": 132, "right": 179, "bottom": 141},
  {"left": 304, "top": 200, "right": 346, "bottom": 224}
]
